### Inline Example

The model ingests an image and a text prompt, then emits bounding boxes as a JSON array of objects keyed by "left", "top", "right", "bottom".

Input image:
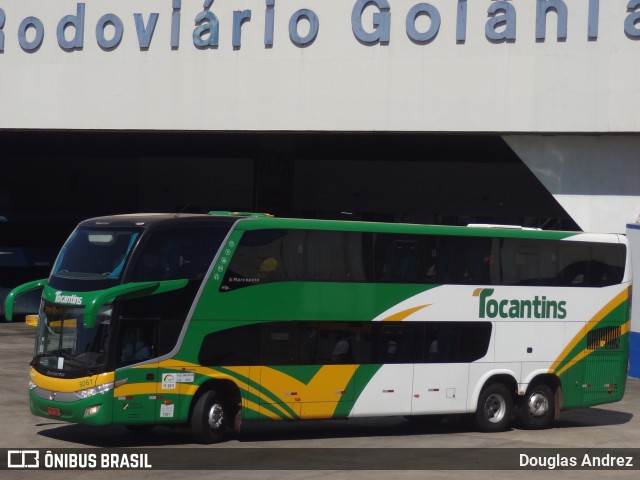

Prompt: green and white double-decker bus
[{"left": 6, "top": 213, "right": 631, "bottom": 443}]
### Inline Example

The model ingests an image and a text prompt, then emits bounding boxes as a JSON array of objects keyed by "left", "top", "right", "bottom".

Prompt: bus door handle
[{"left": 146, "top": 373, "right": 155, "bottom": 381}]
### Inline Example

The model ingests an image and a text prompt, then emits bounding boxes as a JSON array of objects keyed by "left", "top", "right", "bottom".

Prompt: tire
[
  {"left": 474, "top": 383, "right": 513, "bottom": 432},
  {"left": 191, "top": 389, "right": 228, "bottom": 444},
  {"left": 517, "top": 384, "right": 555, "bottom": 430}
]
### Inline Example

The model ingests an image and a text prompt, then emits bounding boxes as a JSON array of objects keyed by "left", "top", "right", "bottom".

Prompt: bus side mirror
[
  {"left": 83, "top": 279, "right": 189, "bottom": 328},
  {"left": 4, "top": 279, "right": 47, "bottom": 322}
]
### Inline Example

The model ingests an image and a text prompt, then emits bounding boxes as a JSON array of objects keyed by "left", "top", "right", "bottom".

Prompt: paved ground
[{"left": 1, "top": 321, "right": 639, "bottom": 480}]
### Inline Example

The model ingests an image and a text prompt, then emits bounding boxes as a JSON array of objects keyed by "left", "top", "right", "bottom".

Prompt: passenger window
[
  {"left": 439, "top": 237, "right": 492, "bottom": 284},
  {"left": 221, "top": 229, "right": 371, "bottom": 291},
  {"left": 371, "top": 323, "right": 422, "bottom": 364},
  {"left": 298, "top": 322, "right": 362, "bottom": 365},
  {"left": 198, "top": 324, "right": 261, "bottom": 366},
  {"left": 262, "top": 322, "right": 298, "bottom": 365},
  {"left": 374, "top": 234, "right": 436, "bottom": 284},
  {"left": 130, "top": 227, "right": 224, "bottom": 282}
]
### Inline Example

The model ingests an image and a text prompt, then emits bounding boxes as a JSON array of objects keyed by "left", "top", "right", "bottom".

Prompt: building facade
[{"left": 1, "top": 0, "right": 639, "bottom": 374}]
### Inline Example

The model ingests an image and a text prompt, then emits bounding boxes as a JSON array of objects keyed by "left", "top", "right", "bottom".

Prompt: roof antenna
[{"left": 175, "top": 203, "right": 190, "bottom": 218}]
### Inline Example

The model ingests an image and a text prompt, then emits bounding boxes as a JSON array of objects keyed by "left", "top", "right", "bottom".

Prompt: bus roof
[
  {"left": 77, "top": 213, "right": 621, "bottom": 242},
  {"left": 230, "top": 216, "right": 603, "bottom": 241},
  {"left": 77, "top": 213, "right": 241, "bottom": 228}
]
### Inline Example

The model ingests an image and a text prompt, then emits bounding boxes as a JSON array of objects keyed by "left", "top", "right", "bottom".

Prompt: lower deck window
[{"left": 198, "top": 321, "right": 492, "bottom": 366}]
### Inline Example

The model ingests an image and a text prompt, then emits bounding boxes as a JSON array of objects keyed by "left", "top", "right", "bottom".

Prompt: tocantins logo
[
  {"left": 54, "top": 291, "right": 83, "bottom": 305},
  {"left": 474, "top": 288, "right": 567, "bottom": 320}
]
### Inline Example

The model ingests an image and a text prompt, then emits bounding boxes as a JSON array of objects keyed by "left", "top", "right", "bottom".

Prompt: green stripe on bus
[{"left": 213, "top": 366, "right": 300, "bottom": 420}]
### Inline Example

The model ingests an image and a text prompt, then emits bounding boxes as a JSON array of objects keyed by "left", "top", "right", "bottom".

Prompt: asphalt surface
[{"left": 1, "top": 320, "right": 639, "bottom": 480}]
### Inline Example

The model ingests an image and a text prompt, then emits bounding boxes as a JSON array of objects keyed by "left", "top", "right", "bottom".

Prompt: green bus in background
[{"left": 5, "top": 213, "right": 631, "bottom": 443}]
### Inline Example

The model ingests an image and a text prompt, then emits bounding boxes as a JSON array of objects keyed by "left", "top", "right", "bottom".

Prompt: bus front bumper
[{"left": 29, "top": 388, "right": 114, "bottom": 426}]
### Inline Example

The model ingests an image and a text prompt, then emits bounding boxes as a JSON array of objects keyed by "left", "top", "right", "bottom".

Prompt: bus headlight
[
  {"left": 84, "top": 405, "right": 101, "bottom": 417},
  {"left": 29, "top": 380, "right": 37, "bottom": 390},
  {"left": 75, "top": 382, "right": 114, "bottom": 399}
]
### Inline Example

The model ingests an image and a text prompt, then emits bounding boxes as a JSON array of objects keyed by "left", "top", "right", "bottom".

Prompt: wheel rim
[
  {"left": 206, "top": 403, "right": 225, "bottom": 430},
  {"left": 527, "top": 392, "right": 549, "bottom": 417},
  {"left": 484, "top": 393, "right": 507, "bottom": 424}
]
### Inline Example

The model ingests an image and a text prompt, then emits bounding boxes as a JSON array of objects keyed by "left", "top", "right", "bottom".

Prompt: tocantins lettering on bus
[
  {"left": 54, "top": 291, "right": 83, "bottom": 305},
  {"left": 475, "top": 288, "right": 567, "bottom": 320}
]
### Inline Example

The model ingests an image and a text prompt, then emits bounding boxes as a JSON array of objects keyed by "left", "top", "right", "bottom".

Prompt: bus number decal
[{"left": 79, "top": 379, "right": 93, "bottom": 389}]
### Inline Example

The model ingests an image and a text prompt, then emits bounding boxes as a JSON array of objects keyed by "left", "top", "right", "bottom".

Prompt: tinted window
[
  {"left": 130, "top": 226, "right": 226, "bottom": 282},
  {"left": 422, "top": 322, "right": 492, "bottom": 363},
  {"left": 115, "top": 318, "right": 156, "bottom": 367},
  {"left": 220, "top": 229, "right": 625, "bottom": 290},
  {"left": 299, "top": 321, "right": 363, "bottom": 365},
  {"left": 118, "top": 286, "right": 200, "bottom": 361},
  {"left": 221, "top": 229, "right": 371, "bottom": 291},
  {"left": 368, "top": 322, "right": 423, "bottom": 364},
  {"left": 198, "top": 321, "right": 491, "bottom": 367},
  {"left": 262, "top": 322, "right": 299, "bottom": 365},
  {"left": 439, "top": 236, "right": 493, "bottom": 285},
  {"left": 374, "top": 234, "right": 437, "bottom": 284},
  {"left": 199, "top": 323, "right": 261, "bottom": 366},
  {"left": 499, "top": 238, "right": 625, "bottom": 287}
]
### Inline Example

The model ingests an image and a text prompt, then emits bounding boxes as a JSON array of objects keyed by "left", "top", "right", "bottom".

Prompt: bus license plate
[{"left": 47, "top": 407, "right": 61, "bottom": 417}]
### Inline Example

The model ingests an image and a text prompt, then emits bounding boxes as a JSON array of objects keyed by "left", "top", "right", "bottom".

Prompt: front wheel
[
  {"left": 474, "top": 383, "right": 513, "bottom": 432},
  {"left": 517, "top": 384, "right": 555, "bottom": 430},
  {"left": 191, "top": 389, "right": 228, "bottom": 444}
]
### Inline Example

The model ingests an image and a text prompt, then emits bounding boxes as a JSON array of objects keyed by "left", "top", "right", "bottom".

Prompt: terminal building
[{"left": 0, "top": 1, "right": 639, "bottom": 375}]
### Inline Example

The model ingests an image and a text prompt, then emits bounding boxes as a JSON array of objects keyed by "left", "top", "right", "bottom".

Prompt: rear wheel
[
  {"left": 191, "top": 389, "right": 228, "bottom": 444},
  {"left": 517, "top": 384, "right": 555, "bottom": 430},
  {"left": 475, "top": 383, "right": 513, "bottom": 432}
]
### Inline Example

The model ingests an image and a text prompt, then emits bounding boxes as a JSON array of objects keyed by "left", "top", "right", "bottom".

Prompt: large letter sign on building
[{"left": 2, "top": 0, "right": 640, "bottom": 133}]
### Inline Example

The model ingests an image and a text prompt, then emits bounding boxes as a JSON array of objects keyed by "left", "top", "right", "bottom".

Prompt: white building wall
[
  {"left": 504, "top": 135, "right": 640, "bottom": 234},
  {"left": 2, "top": 0, "right": 640, "bottom": 132},
  {"left": 2, "top": 1, "right": 639, "bottom": 374}
]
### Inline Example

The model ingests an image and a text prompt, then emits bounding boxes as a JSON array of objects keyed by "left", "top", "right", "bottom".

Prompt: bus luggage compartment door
[{"left": 113, "top": 363, "right": 159, "bottom": 425}]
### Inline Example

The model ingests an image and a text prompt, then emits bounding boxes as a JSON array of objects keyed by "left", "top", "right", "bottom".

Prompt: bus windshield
[
  {"left": 50, "top": 227, "right": 142, "bottom": 290},
  {"left": 33, "top": 302, "right": 112, "bottom": 377}
]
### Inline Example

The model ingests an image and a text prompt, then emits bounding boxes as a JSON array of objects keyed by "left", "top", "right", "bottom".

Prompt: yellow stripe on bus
[
  {"left": 382, "top": 304, "right": 430, "bottom": 321},
  {"left": 550, "top": 288, "right": 629, "bottom": 375},
  {"left": 30, "top": 368, "right": 114, "bottom": 393},
  {"left": 554, "top": 321, "right": 631, "bottom": 378}
]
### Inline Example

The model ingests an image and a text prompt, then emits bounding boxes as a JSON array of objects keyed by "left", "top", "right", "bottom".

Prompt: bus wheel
[
  {"left": 517, "top": 384, "right": 555, "bottom": 430},
  {"left": 192, "top": 389, "right": 228, "bottom": 444},
  {"left": 475, "top": 383, "right": 513, "bottom": 432}
]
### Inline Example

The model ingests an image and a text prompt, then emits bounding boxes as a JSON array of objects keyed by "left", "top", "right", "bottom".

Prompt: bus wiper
[
  {"left": 57, "top": 351, "right": 84, "bottom": 367},
  {"left": 34, "top": 350, "right": 84, "bottom": 368},
  {"left": 30, "top": 353, "right": 56, "bottom": 366}
]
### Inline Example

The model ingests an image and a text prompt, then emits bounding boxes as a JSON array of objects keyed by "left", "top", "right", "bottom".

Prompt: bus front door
[{"left": 112, "top": 320, "right": 159, "bottom": 426}]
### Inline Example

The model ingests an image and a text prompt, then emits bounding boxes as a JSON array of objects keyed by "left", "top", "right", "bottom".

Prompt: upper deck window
[
  {"left": 220, "top": 228, "right": 626, "bottom": 291},
  {"left": 129, "top": 226, "right": 227, "bottom": 283}
]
